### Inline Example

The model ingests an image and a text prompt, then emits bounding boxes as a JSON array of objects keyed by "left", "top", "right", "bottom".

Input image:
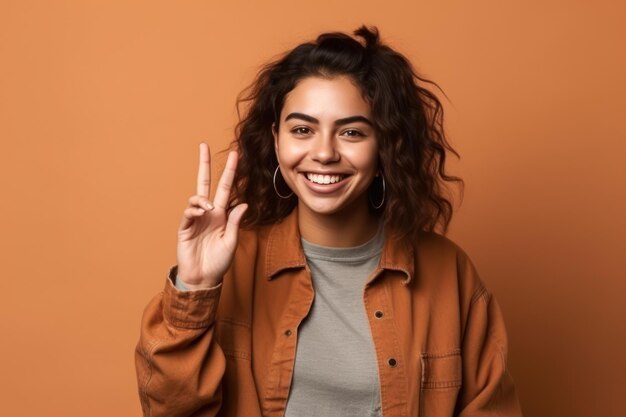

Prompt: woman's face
[{"left": 274, "top": 75, "right": 378, "bottom": 218}]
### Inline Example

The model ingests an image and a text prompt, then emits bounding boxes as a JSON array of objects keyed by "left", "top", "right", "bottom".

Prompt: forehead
[{"left": 281, "top": 76, "right": 372, "bottom": 119}]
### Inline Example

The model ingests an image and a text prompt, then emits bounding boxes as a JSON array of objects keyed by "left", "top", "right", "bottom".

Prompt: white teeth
[{"left": 306, "top": 173, "right": 344, "bottom": 184}]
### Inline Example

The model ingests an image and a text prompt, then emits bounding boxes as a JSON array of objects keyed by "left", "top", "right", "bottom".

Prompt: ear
[{"left": 272, "top": 122, "right": 279, "bottom": 158}]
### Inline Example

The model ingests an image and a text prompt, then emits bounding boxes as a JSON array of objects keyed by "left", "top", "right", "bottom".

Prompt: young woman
[{"left": 135, "top": 26, "right": 522, "bottom": 417}]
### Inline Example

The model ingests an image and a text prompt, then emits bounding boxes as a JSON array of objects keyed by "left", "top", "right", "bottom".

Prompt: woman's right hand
[{"left": 176, "top": 143, "right": 247, "bottom": 289}]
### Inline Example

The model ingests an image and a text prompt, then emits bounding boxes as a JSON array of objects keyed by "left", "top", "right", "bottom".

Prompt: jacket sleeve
[
  {"left": 455, "top": 255, "right": 523, "bottom": 417},
  {"left": 135, "top": 266, "right": 225, "bottom": 417}
]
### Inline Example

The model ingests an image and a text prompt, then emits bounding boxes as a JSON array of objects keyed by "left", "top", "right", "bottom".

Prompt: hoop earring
[
  {"left": 273, "top": 165, "right": 294, "bottom": 199},
  {"left": 368, "top": 173, "right": 386, "bottom": 210}
]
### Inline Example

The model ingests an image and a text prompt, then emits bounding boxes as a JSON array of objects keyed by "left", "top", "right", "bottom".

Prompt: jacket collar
[{"left": 264, "top": 208, "right": 415, "bottom": 285}]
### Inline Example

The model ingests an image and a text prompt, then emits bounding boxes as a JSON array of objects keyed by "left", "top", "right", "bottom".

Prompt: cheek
[
  {"left": 346, "top": 143, "right": 378, "bottom": 173},
  {"left": 276, "top": 137, "right": 307, "bottom": 165}
]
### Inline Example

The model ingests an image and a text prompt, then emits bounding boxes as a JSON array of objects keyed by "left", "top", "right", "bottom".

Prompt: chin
[
  {"left": 298, "top": 197, "right": 359, "bottom": 217},
  {"left": 302, "top": 203, "right": 342, "bottom": 216}
]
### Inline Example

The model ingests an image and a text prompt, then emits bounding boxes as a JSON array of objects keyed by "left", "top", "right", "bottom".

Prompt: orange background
[{"left": 1, "top": 1, "right": 624, "bottom": 416}]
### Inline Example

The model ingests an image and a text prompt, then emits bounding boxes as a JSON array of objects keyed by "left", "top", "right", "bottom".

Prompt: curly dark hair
[{"left": 229, "top": 25, "right": 463, "bottom": 240}]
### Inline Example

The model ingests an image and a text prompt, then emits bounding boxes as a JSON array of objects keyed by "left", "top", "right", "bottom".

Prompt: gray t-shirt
[{"left": 284, "top": 228, "right": 384, "bottom": 417}]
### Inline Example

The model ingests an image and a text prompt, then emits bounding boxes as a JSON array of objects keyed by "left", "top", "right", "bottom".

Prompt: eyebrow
[{"left": 284, "top": 112, "right": 373, "bottom": 127}]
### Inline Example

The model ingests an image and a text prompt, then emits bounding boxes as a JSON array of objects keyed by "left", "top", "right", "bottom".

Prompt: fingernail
[{"left": 206, "top": 202, "right": 214, "bottom": 210}]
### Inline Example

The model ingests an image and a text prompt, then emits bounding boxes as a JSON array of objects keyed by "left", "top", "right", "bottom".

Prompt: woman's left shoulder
[
  {"left": 411, "top": 231, "right": 483, "bottom": 292},
  {"left": 413, "top": 230, "right": 471, "bottom": 263}
]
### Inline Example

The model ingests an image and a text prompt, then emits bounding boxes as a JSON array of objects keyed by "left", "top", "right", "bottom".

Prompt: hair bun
[{"left": 353, "top": 25, "right": 380, "bottom": 49}]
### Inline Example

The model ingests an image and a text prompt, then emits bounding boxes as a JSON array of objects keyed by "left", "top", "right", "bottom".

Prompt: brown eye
[
  {"left": 342, "top": 129, "right": 363, "bottom": 137},
  {"left": 292, "top": 127, "right": 312, "bottom": 135}
]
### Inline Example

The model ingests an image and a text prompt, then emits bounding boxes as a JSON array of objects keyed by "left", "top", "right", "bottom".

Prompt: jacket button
[
  {"left": 387, "top": 358, "right": 397, "bottom": 367},
  {"left": 284, "top": 329, "right": 292, "bottom": 336},
  {"left": 374, "top": 310, "right": 384, "bottom": 319}
]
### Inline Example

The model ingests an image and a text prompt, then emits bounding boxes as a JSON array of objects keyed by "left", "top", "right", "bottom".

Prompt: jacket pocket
[
  {"left": 216, "top": 318, "right": 252, "bottom": 360},
  {"left": 419, "top": 349, "right": 462, "bottom": 416}
]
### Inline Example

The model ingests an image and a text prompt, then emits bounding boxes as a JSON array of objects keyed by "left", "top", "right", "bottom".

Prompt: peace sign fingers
[{"left": 177, "top": 143, "right": 245, "bottom": 287}]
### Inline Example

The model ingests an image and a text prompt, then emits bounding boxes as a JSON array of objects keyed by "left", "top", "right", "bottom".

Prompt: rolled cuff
[{"left": 162, "top": 265, "right": 222, "bottom": 330}]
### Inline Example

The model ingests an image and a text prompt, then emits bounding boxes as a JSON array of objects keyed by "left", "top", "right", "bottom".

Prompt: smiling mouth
[{"left": 305, "top": 173, "right": 348, "bottom": 185}]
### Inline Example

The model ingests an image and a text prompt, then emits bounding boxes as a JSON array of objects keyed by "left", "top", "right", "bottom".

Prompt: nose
[{"left": 310, "top": 133, "right": 340, "bottom": 164}]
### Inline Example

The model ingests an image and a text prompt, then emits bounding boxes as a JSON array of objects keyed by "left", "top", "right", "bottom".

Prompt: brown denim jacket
[{"left": 135, "top": 209, "right": 522, "bottom": 417}]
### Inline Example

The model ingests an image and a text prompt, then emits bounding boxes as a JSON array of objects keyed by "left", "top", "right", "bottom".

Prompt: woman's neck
[{"left": 297, "top": 201, "right": 380, "bottom": 248}]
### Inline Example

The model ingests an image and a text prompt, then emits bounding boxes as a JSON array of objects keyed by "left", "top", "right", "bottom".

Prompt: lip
[
  {"left": 299, "top": 172, "right": 350, "bottom": 194},
  {"left": 299, "top": 169, "right": 352, "bottom": 176}
]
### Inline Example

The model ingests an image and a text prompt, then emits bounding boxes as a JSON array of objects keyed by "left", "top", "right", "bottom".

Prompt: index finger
[
  {"left": 196, "top": 142, "right": 211, "bottom": 197},
  {"left": 213, "top": 150, "right": 238, "bottom": 209}
]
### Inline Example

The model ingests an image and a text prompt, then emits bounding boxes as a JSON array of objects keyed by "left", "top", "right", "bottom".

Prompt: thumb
[{"left": 224, "top": 203, "right": 248, "bottom": 244}]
